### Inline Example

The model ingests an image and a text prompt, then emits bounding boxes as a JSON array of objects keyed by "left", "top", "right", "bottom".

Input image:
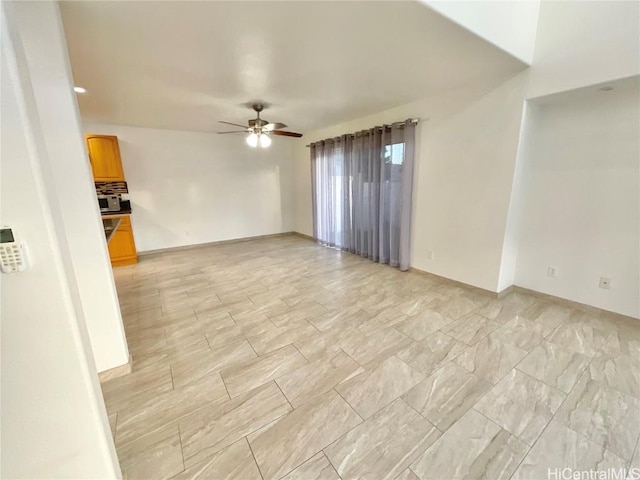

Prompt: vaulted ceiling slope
[{"left": 60, "top": 1, "right": 526, "bottom": 133}]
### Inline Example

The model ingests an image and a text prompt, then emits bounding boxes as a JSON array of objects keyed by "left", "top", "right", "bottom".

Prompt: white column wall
[
  {"left": 11, "top": 1, "right": 129, "bottom": 372},
  {"left": 1, "top": 3, "right": 121, "bottom": 476}
]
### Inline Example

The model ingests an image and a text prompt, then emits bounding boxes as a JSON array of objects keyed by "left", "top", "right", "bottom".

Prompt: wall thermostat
[{"left": 0, "top": 227, "right": 27, "bottom": 273}]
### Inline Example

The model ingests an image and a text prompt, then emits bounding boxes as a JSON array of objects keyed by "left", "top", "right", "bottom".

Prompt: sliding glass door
[{"left": 310, "top": 120, "right": 416, "bottom": 270}]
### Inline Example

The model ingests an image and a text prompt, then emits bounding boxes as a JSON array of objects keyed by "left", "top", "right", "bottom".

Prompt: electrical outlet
[
  {"left": 547, "top": 266, "right": 558, "bottom": 278},
  {"left": 599, "top": 277, "right": 611, "bottom": 289},
  {"left": 426, "top": 250, "right": 433, "bottom": 260}
]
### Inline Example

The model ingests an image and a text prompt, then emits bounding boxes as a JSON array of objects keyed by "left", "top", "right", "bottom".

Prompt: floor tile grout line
[
  {"left": 290, "top": 343, "right": 311, "bottom": 364},
  {"left": 322, "top": 446, "right": 344, "bottom": 478},
  {"left": 245, "top": 334, "right": 261, "bottom": 357},
  {"left": 471, "top": 405, "right": 533, "bottom": 448},
  {"left": 544, "top": 356, "right": 611, "bottom": 448},
  {"left": 399, "top": 397, "right": 444, "bottom": 436},
  {"left": 245, "top": 437, "right": 265, "bottom": 480},
  {"left": 218, "top": 370, "right": 233, "bottom": 401},
  {"left": 581, "top": 354, "right": 640, "bottom": 401},
  {"left": 455, "top": 359, "right": 520, "bottom": 393},
  {"left": 169, "top": 364, "right": 175, "bottom": 391},
  {"left": 512, "top": 346, "right": 591, "bottom": 396},
  {"left": 273, "top": 380, "right": 295, "bottom": 412},
  {"left": 471, "top": 404, "right": 560, "bottom": 480},
  {"left": 331, "top": 387, "right": 365, "bottom": 423},
  {"left": 498, "top": 342, "right": 601, "bottom": 477},
  {"left": 275, "top": 452, "right": 324, "bottom": 480},
  {"left": 628, "top": 432, "right": 640, "bottom": 469},
  {"left": 553, "top": 360, "right": 640, "bottom": 463},
  {"left": 500, "top": 414, "right": 540, "bottom": 479},
  {"left": 252, "top": 389, "right": 366, "bottom": 479},
  {"left": 504, "top": 367, "right": 568, "bottom": 398},
  {"left": 176, "top": 422, "right": 187, "bottom": 476}
]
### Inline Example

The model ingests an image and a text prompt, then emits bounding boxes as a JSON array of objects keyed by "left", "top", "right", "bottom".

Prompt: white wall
[
  {"left": 496, "top": 102, "right": 536, "bottom": 291},
  {"left": 83, "top": 123, "right": 295, "bottom": 252},
  {"left": 294, "top": 72, "right": 529, "bottom": 292},
  {"left": 528, "top": 0, "right": 640, "bottom": 99},
  {"left": 422, "top": 0, "right": 540, "bottom": 64},
  {"left": 514, "top": 78, "right": 640, "bottom": 318},
  {"left": 1, "top": 3, "right": 120, "bottom": 477},
  {"left": 12, "top": 1, "right": 129, "bottom": 372}
]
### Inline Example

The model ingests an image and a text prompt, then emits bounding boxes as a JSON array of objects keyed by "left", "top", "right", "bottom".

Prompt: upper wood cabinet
[{"left": 86, "top": 134, "right": 125, "bottom": 181}]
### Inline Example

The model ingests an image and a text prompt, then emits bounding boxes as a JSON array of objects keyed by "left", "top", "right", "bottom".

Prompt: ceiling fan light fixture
[
  {"left": 220, "top": 103, "right": 301, "bottom": 145},
  {"left": 259, "top": 133, "right": 272, "bottom": 148},
  {"left": 246, "top": 132, "right": 259, "bottom": 147}
]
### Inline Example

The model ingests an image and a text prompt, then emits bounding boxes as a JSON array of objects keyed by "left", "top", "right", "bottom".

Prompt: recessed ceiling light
[
  {"left": 74, "top": 86, "right": 86, "bottom": 94},
  {"left": 597, "top": 86, "right": 614, "bottom": 92}
]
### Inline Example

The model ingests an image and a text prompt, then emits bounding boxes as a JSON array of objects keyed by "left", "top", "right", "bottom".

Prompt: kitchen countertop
[{"left": 101, "top": 209, "right": 132, "bottom": 219}]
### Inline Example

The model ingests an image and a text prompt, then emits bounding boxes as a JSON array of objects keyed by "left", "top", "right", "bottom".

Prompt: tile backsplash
[{"left": 96, "top": 181, "right": 128, "bottom": 195}]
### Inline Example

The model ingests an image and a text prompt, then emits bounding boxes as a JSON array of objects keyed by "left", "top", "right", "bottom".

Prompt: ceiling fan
[{"left": 217, "top": 103, "right": 303, "bottom": 148}]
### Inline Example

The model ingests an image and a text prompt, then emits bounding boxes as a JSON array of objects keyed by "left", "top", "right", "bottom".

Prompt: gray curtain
[{"left": 310, "top": 120, "right": 416, "bottom": 271}]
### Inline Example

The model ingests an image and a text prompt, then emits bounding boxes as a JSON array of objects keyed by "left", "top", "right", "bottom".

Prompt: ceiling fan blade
[
  {"left": 270, "top": 130, "right": 303, "bottom": 138},
  {"left": 217, "top": 130, "right": 247, "bottom": 134},
  {"left": 218, "top": 121, "right": 249, "bottom": 129},
  {"left": 263, "top": 122, "right": 287, "bottom": 131}
]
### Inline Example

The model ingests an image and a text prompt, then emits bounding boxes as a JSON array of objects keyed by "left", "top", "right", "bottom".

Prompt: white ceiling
[{"left": 60, "top": 1, "right": 526, "bottom": 133}]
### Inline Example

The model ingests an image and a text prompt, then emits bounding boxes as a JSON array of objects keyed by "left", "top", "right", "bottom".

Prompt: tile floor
[{"left": 104, "top": 235, "right": 640, "bottom": 480}]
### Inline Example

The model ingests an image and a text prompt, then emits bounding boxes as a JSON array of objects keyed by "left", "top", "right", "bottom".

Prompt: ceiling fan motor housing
[
  {"left": 249, "top": 118, "right": 268, "bottom": 128},
  {"left": 249, "top": 103, "right": 268, "bottom": 129},
  {"left": 217, "top": 102, "right": 302, "bottom": 138}
]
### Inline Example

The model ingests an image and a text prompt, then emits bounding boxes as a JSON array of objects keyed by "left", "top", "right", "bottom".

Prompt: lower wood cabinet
[{"left": 108, "top": 216, "right": 138, "bottom": 266}]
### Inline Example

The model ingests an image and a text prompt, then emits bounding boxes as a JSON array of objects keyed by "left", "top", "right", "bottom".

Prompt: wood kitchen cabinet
[
  {"left": 85, "top": 133, "right": 138, "bottom": 266},
  {"left": 107, "top": 216, "right": 138, "bottom": 266},
  {"left": 86, "top": 134, "right": 125, "bottom": 181}
]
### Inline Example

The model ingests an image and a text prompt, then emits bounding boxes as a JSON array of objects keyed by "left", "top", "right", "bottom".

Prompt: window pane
[{"left": 384, "top": 142, "right": 404, "bottom": 165}]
